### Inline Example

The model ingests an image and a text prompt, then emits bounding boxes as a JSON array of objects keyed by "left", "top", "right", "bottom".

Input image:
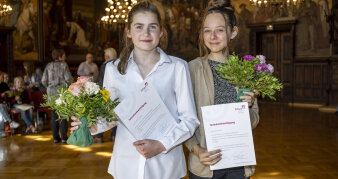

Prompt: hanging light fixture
[
  {"left": 249, "top": 0, "right": 301, "bottom": 18},
  {"left": 101, "top": 0, "right": 137, "bottom": 24},
  {"left": 249, "top": 0, "right": 299, "bottom": 7},
  {"left": 0, "top": 0, "right": 12, "bottom": 17}
]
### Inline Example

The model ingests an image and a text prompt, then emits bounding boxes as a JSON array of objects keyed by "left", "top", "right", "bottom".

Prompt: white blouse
[{"left": 101, "top": 48, "right": 199, "bottom": 179}]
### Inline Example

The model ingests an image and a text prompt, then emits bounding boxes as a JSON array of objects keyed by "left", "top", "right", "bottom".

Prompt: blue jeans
[
  {"left": 0, "top": 104, "right": 10, "bottom": 130},
  {"left": 97, "top": 126, "right": 117, "bottom": 138},
  {"left": 13, "top": 104, "right": 33, "bottom": 127},
  {"left": 189, "top": 167, "right": 248, "bottom": 179}
]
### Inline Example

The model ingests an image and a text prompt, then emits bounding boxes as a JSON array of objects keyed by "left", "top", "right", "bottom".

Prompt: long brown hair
[
  {"left": 198, "top": 0, "right": 237, "bottom": 57},
  {"left": 118, "top": 0, "right": 168, "bottom": 75},
  {"left": 23, "top": 61, "right": 34, "bottom": 77}
]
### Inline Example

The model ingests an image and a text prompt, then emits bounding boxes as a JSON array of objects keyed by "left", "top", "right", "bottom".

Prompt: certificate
[
  {"left": 114, "top": 82, "right": 176, "bottom": 141},
  {"left": 15, "top": 104, "right": 33, "bottom": 111},
  {"left": 201, "top": 102, "right": 256, "bottom": 170}
]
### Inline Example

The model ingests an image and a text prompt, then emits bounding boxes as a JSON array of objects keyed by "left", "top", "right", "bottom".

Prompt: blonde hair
[
  {"left": 13, "top": 76, "right": 23, "bottom": 88},
  {"left": 104, "top": 48, "right": 117, "bottom": 60}
]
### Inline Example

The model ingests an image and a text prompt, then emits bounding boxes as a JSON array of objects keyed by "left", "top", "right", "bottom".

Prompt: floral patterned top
[
  {"left": 208, "top": 59, "right": 237, "bottom": 104},
  {"left": 41, "top": 61, "right": 73, "bottom": 99}
]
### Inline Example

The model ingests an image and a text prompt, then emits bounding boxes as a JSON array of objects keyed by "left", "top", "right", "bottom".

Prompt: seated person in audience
[
  {"left": 23, "top": 62, "right": 45, "bottom": 91},
  {"left": 77, "top": 53, "right": 99, "bottom": 82},
  {"left": 0, "top": 103, "right": 19, "bottom": 138},
  {"left": 3, "top": 73, "right": 10, "bottom": 88},
  {"left": 0, "top": 72, "right": 16, "bottom": 137},
  {"left": 0, "top": 73, "right": 10, "bottom": 94},
  {"left": 30, "top": 67, "right": 45, "bottom": 91},
  {"left": 0, "top": 73, "right": 10, "bottom": 102},
  {"left": 23, "top": 75, "right": 31, "bottom": 88},
  {"left": 11, "top": 76, "right": 35, "bottom": 133}
]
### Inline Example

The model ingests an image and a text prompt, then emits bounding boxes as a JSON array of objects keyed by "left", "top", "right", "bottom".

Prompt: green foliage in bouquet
[
  {"left": 8, "top": 88, "right": 24, "bottom": 97},
  {"left": 42, "top": 87, "right": 119, "bottom": 126},
  {"left": 216, "top": 53, "right": 283, "bottom": 100},
  {"left": 41, "top": 77, "right": 119, "bottom": 147}
]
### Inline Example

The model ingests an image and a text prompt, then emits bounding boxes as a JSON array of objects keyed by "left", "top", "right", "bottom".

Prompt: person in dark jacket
[
  {"left": 97, "top": 48, "right": 117, "bottom": 86},
  {"left": 96, "top": 48, "right": 117, "bottom": 143}
]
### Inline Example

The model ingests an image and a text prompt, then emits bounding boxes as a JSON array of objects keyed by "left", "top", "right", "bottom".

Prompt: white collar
[{"left": 128, "top": 47, "right": 172, "bottom": 65}]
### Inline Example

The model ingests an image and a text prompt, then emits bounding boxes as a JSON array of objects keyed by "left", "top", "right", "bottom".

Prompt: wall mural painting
[
  {"left": 333, "top": 0, "right": 338, "bottom": 55},
  {"left": 231, "top": 2, "right": 253, "bottom": 56},
  {"left": 156, "top": 0, "right": 203, "bottom": 61},
  {"left": 329, "top": 0, "right": 337, "bottom": 53},
  {"left": 43, "top": 0, "right": 101, "bottom": 62},
  {"left": 296, "top": 0, "right": 331, "bottom": 56},
  {"left": 43, "top": 0, "right": 204, "bottom": 62},
  {"left": 230, "top": 0, "right": 332, "bottom": 57},
  {"left": 42, "top": 0, "right": 333, "bottom": 59},
  {"left": 0, "top": 0, "right": 39, "bottom": 61},
  {"left": 0, "top": 0, "right": 333, "bottom": 61}
]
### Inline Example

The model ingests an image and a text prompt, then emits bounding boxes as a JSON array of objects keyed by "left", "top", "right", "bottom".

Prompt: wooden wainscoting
[
  {"left": 329, "top": 57, "right": 338, "bottom": 105},
  {"left": 294, "top": 58, "right": 329, "bottom": 103}
]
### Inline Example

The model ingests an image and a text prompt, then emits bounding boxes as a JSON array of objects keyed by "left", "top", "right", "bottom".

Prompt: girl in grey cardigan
[{"left": 185, "top": 0, "right": 259, "bottom": 178}]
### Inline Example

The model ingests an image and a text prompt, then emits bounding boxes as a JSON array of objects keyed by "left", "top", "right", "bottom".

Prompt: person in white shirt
[
  {"left": 70, "top": 1, "right": 199, "bottom": 179},
  {"left": 77, "top": 53, "right": 99, "bottom": 81}
]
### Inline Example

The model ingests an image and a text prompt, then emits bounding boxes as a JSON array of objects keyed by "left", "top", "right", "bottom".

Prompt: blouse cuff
[
  {"left": 91, "top": 117, "right": 118, "bottom": 135},
  {"left": 158, "top": 137, "right": 173, "bottom": 154}
]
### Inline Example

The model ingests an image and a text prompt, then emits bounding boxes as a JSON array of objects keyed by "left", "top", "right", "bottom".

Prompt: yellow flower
[{"left": 100, "top": 89, "right": 110, "bottom": 102}]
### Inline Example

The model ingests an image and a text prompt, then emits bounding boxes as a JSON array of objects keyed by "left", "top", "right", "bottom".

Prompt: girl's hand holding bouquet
[{"left": 236, "top": 87, "right": 257, "bottom": 107}]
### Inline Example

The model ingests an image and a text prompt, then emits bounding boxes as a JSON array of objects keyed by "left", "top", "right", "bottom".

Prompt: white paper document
[
  {"left": 15, "top": 104, "right": 33, "bottom": 111},
  {"left": 114, "top": 82, "right": 176, "bottom": 141},
  {"left": 201, "top": 102, "right": 256, "bottom": 170}
]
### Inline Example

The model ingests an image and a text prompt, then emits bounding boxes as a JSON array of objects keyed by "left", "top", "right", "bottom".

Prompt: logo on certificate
[{"left": 235, "top": 104, "right": 246, "bottom": 113}]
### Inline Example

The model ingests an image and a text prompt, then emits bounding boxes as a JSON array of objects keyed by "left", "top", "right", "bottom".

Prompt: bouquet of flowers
[
  {"left": 216, "top": 54, "right": 283, "bottom": 101},
  {"left": 42, "top": 76, "right": 119, "bottom": 147},
  {"left": 7, "top": 88, "right": 24, "bottom": 97}
]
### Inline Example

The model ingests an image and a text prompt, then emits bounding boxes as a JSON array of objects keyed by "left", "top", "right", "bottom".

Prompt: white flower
[
  {"left": 266, "top": 64, "right": 274, "bottom": 73},
  {"left": 84, "top": 82, "right": 100, "bottom": 95},
  {"left": 55, "top": 98, "right": 63, "bottom": 105},
  {"left": 256, "top": 55, "right": 266, "bottom": 64}
]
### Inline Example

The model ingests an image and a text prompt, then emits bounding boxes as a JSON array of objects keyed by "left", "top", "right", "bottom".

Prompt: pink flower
[
  {"left": 243, "top": 55, "right": 255, "bottom": 61},
  {"left": 255, "top": 63, "right": 267, "bottom": 72},
  {"left": 77, "top": 76, "right": 91, "bottom": 84},
  {"left": 68, "top": 82, "right": 84, "bottom": 96}
]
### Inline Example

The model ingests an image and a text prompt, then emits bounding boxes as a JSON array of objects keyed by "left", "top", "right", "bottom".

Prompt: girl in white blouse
[{"left": 70, "top": 1, "right": 199, "bottom": 179}]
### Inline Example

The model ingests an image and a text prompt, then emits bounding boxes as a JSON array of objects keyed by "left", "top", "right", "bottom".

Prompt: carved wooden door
[{"left": 258, "top": 31, "right": 293, "bottom": 102}]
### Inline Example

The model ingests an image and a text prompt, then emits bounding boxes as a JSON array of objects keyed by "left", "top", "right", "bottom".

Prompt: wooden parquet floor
[{"left": 0, "top": 103, "right": 337, "bottom": 179}]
